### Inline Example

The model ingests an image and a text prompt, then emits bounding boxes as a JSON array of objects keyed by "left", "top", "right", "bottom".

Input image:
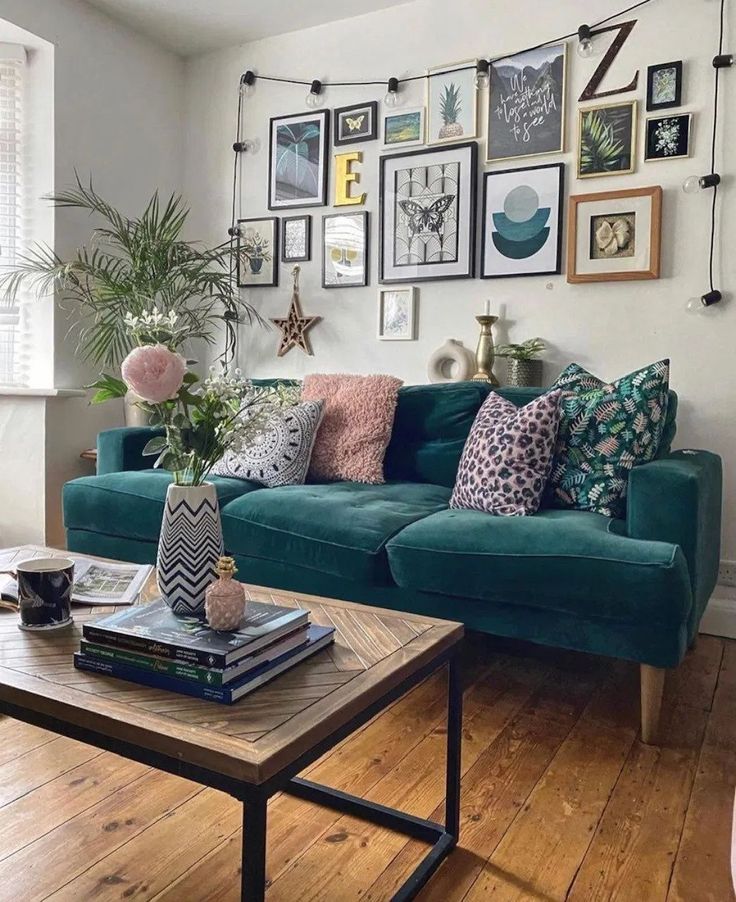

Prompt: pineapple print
[{"left": 438, "top": 83, "right": 463, "bottom": 140}]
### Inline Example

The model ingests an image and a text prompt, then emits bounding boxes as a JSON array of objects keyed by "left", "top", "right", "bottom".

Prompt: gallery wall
[{"left": 184, "top": 0, "right": 736, "bottom": 559}]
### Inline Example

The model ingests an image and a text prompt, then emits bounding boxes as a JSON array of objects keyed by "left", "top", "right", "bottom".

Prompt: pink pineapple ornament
[{"left": 205, "top": 557, "right": 246, "bottom": 631}]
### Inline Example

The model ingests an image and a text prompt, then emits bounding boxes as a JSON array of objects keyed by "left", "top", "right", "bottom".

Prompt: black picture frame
[
  {"left": 644, "top": 113, "right": 692, "bottom": 161},
  {"left": 322, "top": 212, "right": 369, "bottom": 289},
  {"left": 281, "top": 215, "right": 312, "bottom": 263},
  {"left": 236, "top": 217, "right": 279, "bottom": 288},
  {"left": 480, "top": 162, "right": 565, "bottom": 280},
  {"left": 268, "top": 110, "right": 329, "bottom": 210},
  {"left": 333, "top": 101, "right": 378, "bottom": 146},
  {"left": 378, "top": 142, "right": 477, "bottom": 284},
  {"left": 646, "top": 61, "right": 683, "bottom": 112}
]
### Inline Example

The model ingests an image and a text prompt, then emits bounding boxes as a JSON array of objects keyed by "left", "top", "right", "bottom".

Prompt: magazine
[{"left": 0, "top": 551, "right": 152, "bottom": 607}]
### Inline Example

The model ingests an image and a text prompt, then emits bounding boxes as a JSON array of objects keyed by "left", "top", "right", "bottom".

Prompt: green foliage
[
  {"left": 440, "top": 83, "right": 462, "bottom": 125},
  {"left": 495, "top": 338, "right": 546, "bottom": 361},
  {"left": 86, "top": 373, "right": 128, "bottom": 404},
  {"left": 0, "top": 175, "right": 260, "bottom": 368},
  {"left": 580, "top": 110, "right": 626, "bottom": 174}
]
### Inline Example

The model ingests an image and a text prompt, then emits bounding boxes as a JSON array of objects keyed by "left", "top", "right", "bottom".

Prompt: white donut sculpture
[{"left": 427, "top": 339, "right": 475, "bottom": 383}]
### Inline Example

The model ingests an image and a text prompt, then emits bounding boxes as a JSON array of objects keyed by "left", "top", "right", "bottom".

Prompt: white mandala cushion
[{"left": 212, "top": 400, "right": 324, "bottom": 487}]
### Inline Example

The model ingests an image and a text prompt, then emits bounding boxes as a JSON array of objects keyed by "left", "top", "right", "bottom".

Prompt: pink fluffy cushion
[
  {"left": 451, "top": 391, "right": 562, "bottom": 516},
  {"left": 301, "top": 374, "right": 403, "bottom": 484}
]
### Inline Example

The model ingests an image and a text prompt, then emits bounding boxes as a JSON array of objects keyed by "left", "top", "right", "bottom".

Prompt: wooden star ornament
[{"left": 271, "top": 265, "right": 321, "bottom": 357}]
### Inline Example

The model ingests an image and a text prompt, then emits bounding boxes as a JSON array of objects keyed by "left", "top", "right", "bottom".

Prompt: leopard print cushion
[{"left": 450, "top": 390, "right": 562, "bottom": 517}]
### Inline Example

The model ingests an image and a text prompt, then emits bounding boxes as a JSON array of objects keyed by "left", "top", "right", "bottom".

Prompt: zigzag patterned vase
[{"left": 157, "top": 483, "right": 224, "bottom": 617}]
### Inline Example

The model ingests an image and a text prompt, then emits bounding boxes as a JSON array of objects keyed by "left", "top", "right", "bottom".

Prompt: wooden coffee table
[{"left": 0, "top": 546, "right": 464, "bottom": 901}]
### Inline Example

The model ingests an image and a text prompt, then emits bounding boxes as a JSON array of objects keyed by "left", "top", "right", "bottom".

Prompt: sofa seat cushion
[
  {"left": 64, "top": 470, "right": 259, "bottom": 543},
  {"left": 387, "top": 508, "right": 692, "bottom": 625},
  {"left": 221, "top": 481, "right": 451, "bottom": 585}
]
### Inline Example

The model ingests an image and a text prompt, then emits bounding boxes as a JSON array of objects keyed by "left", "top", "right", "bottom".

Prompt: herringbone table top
[{"left": 0, "top": 546, "right": 462, "bottom": 784}]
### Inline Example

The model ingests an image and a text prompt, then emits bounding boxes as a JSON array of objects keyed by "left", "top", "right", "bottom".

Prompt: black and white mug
[{"left": 7, "top": 558, "right": 75, "bottom": 631}]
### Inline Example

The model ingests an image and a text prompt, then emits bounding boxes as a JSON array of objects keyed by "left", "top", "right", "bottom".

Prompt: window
[{"left": 0, "top": 42, "right": 25, "bottom": 385}]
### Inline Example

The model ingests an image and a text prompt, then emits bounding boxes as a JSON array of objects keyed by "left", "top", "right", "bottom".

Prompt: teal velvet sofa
[{"left": 63, "top": 382, "right": 722, "bottom": 743}]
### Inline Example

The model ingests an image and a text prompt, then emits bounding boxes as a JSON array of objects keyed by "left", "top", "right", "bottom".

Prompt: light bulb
[
  {"left": 474, "top": 60, "right": 490, "bottom": 89},
  {"left": 306, "top": 80, "right": 324, "bottom": 109},
  {"left": 685, "top": 295, "right": 707, "bottom": 314},
  {"left": 384, "top": 77, "right": 401, "bottom": 107},
  {"left": 683, "top": 175, "right": 704, "bottom": 194},
  {"left": 577, "top": 24, "right": 595, "bottom": 59},
  {"left": 239, "top": 70, "right": 255, "bottom": 98},
  {"left": 577, "top": 37, "right": 594, "bottom": 59}
]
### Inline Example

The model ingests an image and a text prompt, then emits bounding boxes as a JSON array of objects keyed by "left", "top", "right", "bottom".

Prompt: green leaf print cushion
[{"left": 546, "top": 359, "right": 670, "bottom": 519}]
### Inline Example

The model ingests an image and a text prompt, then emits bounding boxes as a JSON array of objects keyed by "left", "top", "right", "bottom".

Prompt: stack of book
[{"left": 73, "top": 597, "right": 334, "bottom": 704}]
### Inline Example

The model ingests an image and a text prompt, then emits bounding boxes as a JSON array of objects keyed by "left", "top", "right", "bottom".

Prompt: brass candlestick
[{"left": 471, "top": 315, "right": 500, "bottom": 386}]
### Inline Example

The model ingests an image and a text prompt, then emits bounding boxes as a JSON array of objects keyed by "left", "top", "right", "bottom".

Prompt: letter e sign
[{"left": 334, "top": 152, "right": 366, "bottom": 206}]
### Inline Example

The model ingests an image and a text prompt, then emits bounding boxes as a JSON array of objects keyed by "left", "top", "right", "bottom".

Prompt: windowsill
[{"left": 0, "top": 387, "right": 87, "bottom": 398}]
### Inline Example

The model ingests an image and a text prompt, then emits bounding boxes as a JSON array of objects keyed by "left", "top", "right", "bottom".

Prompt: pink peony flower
[{"left": 121, "top": 344, "right": 187, "bottom": 404}]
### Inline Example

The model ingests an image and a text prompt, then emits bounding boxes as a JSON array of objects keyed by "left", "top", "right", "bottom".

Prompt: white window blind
[{"left": 0, "top": 43, "right": 26, "bottom": 386}]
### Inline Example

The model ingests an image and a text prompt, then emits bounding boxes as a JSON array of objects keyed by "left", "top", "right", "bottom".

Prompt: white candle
[{"left": 484, "top": 299, "right": 491, "bottom": 316}]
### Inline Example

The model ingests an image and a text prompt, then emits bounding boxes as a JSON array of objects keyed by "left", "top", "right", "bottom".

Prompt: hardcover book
[
  {"left": 82, "top": 597, "right": 309, "bottom": 668},
  {"left": 79, "top": 626, "right": 308, "bottom": 687},
  {"left": 74, "top": 625, "right": 335, "bottom": 704}
]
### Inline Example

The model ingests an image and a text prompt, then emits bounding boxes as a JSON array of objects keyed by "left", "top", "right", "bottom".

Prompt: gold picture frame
[
  {"left": 426, "top": 60, "right": 478, "bottom": 146},
  {"left": 567, "top": 185, "right": 662, "bottom": 283},
  {"left": 577, "top": 100, "right": 638, "bottom": 179}
]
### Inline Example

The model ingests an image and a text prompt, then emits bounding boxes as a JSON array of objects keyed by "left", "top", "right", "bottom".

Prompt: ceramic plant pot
[
  {"left": 506, "top": 358, "right": 543, "bottom": 388},
  {"left": 157, "top": 482, "right": 223, "bottom": 617},
  {"left": 124, "top": 389, "right": 152, "bottom": 427}
]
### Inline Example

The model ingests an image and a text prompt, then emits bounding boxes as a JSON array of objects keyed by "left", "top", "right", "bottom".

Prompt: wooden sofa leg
[{"left": 640, "top": 664, "right": 666, "bottom": 745}]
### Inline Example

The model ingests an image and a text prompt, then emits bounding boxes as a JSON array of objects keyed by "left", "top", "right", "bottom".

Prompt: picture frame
[
  {"left": 281, "top": 215, "right": 311, "bottom": 263},
  {"left": 646, "top": 61, "right": 683, "bottom": 112},
  {"left": 480, "top": 163, "right": 564, "bottom": 279},
  {"left": 487, "top": 43, "right": 567, "bottom": 163},
  {"left": 378, "top": 287, "right": 417, "bottom": 340},
  {"left": 236, "top": 217, "right": 279, "bottom": 287},
  {"left": 578, "top": 101, "right": 637, "bottom": 179},
  {"left": 426, "top": 60, "right": 478, "bottom": 145},
  {"left": 379, "top": 142, "right": 477, "bottom": 284},
  {"left": 567, "top": 185, "right": 662, "bottom": 284},
  {"left": 322, "top": 211, "right": 369, "bottom": 289},
  {"left": 382, "top": 107, "right": 425, "bottom": 149},
  {"left": 644, "top": 113, "right": 692, "bottom": 161},
  {"left": 334, "top": 101, "right": 378, "bottom": 146},
  {"left": 268, "top": 110, "right": 329, "bottom": 210}
]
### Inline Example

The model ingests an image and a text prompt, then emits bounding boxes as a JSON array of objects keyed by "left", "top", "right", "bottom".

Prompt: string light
[
  {"left": 684, "top": 0, "right": 731, "bottom": 312},
  {"left": 474, "top": 59, "right": 490, "bottom": 89},
  {"left": 305, "top": 79, "right": 324, "bottom": 108},
  {"left": 577, "top": 24, "right": 595, "bottom": 58},
  {"left": 384, "top": 77, "right": 401, "bottom": 107}
]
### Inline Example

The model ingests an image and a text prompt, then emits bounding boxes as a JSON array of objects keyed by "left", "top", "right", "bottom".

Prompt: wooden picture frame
[
  {"left": 577, "top": 101, "right": 637, "bottom": 179},
  {"left": 567, "top": 186, "right": 662, "bottom": 284},
  {"left": 646, "top": 61, "right": 683, "bottom": 112}
]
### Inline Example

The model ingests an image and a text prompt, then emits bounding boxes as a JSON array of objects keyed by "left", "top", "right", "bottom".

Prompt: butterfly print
[
  {"left": 398, "top": 195, "right": 455, "bottom": 239},
  {"left": 344, "top": 115, "right": 365, "bottom": 131}
]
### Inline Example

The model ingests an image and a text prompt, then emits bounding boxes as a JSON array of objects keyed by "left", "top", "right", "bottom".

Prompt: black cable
[
  {"left": 225, "top": 85, "right": 244, "bottom": 366},
  {"left": 245, "top": 0, "right": 658, "bottom": 88},
  {"left": 708, "top": 0, "right": 726, "bottom": 293}
]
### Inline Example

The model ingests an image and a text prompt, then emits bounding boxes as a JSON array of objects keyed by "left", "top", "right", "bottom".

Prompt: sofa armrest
[
  {"left": 97, "top": 427, "right": 165, "bottom": 475},
  {"left": 627, "top": 450, "right": 722, "bottom": 618}
]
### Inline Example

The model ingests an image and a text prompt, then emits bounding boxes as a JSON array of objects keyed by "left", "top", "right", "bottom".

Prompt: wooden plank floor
[{"left": 0, "top": 633, "right": 733, "bottom": 901}]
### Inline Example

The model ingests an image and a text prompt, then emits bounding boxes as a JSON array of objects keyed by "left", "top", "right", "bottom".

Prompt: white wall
[
  {"left": 184, "top": 0, "right": 736, "bottom": 558},
  {"left": 0, "top": 0, "right": 186, "bottom": 544}
]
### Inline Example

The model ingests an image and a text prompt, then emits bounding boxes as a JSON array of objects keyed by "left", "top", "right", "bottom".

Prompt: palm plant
[
  {"left": 579, "top": 110, "right": 626, "bottom": 174},
  {"left": 0, "top": 176, "right": 260, "bottom": 369}
]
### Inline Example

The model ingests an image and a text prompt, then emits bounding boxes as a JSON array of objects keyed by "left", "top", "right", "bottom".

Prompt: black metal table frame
[{"left": 0, "top": 644, "right": 462, "bottom": 901}]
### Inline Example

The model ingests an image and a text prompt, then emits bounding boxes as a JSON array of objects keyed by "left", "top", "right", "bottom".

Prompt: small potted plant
[
  {"left": 495, "top": 338, "right": 545, "bottom": 387},
  {"left": 241, "top": 231, "right": 272, "bottom": 275}
]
